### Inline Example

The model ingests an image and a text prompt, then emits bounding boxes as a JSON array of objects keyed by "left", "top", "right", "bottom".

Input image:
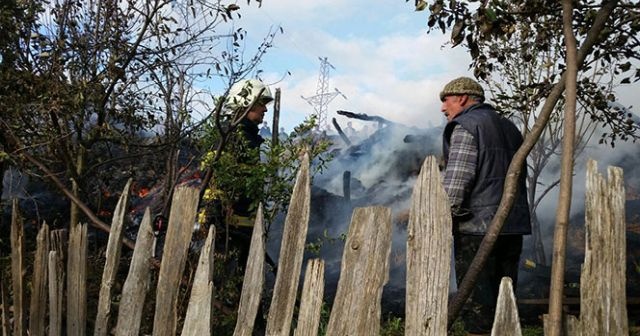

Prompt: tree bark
[{"left": 546, "top": 1, "right": 578, "bottom": 334}]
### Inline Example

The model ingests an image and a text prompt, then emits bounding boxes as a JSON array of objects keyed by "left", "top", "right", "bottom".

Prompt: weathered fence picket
[
  {"left": 152, "top": 186, "right": 200, "bottom": 336},
  {"left": 491, "top": 277, "right": 522, "bottom": 336},
  {"left": 578, "top": 160, "right": 628, "bottom": 335},
  {"left": 266, "top": 153, "right": 311, "bottom": 336},
  {"left": 47, "top": 251, "right": 63, "bottom": 336},
  {"left": 10, "top": 200, "right": 25, "bottom": 336},
  {"left": 325, "top": 206, "right": 392, "bottom": 336},
  {"left": 66, "top": 222, "right": 88, "bottom": 336},
  {"left": 234, "top": 204, "right": 266, "bottom": 336},
  {"left": 94, "top": 179, "right": 132, "bottom": 336},
  {"left": 29, "top": 223, "right": 50, "bottom": 336},
  {"left": 2, "top": 158, "right": 633, "bottom": 336},
  {"left": 49, "top": 230, "right": 66, "bottom": 336},
  {"left": 293, "top": 258, "right": 325, "bottom": 336},
  {"left": 114, "top": 208, "right": 155, "bottom": 336},
  {"left": 405, "top": 156, "right": 452, "bottom": 336},
  {"left": 181, "top": 225, "right": 216, "bottom": 335}
]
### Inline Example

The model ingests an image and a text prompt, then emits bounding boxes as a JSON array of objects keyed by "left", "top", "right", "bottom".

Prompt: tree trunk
[{"left": 546, "top": 1, "right": 578, "bottom": 335}]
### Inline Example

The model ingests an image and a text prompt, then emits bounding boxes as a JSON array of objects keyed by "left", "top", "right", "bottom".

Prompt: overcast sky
[
  {"left": 210, "top": 0, "right": 639, "bottom": 136},
  {"left": 217, "top": 0, "right": 475, "bottom": 133}
]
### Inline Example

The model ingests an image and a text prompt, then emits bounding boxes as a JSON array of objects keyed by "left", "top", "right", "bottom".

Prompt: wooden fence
[{"left": 0, "top": 156, "right": 629, "bottom": 335}]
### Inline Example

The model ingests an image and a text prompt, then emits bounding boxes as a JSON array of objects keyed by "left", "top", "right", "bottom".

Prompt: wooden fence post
[
  {"left": 490, "top": 277, "right": 522, "bottom": 336},
  {"left": 293, "top": 259, "right": 325, "bottom": 336},
  {"left": 94, "top": 179, "right": 132, "bottom": 336},
  {"left": 114, "top": 208, "right": 155, "bottom": 336},
  {"left": 234, "top": 204, "right": 266, "bottom": 336},
  {"left": 181, "top": 226, "right": 216, "bottom": 335},
  {"left": 578, "top": 160, "right": 628, "bottom": 335},
  {"left": 29, "top": 223, "right": 50, "bottom": 336},
  {"left": 47, "top": 251, "right": 63, "bottom": 336},
  {"left": 405, "top": 156, "right": 452, "bottom": 336},
  {"left": 152, "top": 186, "right": 200, "bottom": 336},
  {"left": 66, "top": 222, "right": 88, "bottom": 336},
  {"left": 266, "top": 153, "right": 311, "bottom": 336},
  {"left": 11, "top": 199, "right": 25, "bottom": 336},
  {"left": 49, "top": 230, "right": 67, "bottom": 336},
  {"left": 325, "top": 206, "right": 392, "bottom": 336}
]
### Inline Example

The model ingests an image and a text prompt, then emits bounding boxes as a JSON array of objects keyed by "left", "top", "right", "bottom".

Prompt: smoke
[
  {"left": 265, "top": 109, "right": 640, "bottom": 314},
  {"left": 266, "top": 120, "right": 443, "bottom": 313}
]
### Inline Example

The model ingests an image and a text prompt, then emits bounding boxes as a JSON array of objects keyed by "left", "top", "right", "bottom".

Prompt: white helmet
[{"left": 225, "top": 79, "right": 274, "bottom": 110}]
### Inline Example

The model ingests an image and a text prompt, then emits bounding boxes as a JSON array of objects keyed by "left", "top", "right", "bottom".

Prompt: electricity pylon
[{"left": 302, "top": 57, "right": 347, "bottom": 130}]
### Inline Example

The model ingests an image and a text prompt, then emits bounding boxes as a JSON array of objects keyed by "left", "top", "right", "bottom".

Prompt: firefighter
[{"left": 201, "top": 79, "right": 273, "bottom": 333}]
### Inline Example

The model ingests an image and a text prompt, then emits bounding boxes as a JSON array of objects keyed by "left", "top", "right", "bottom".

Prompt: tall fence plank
[
  {"left": 114, "top": 208, "right": 155, "bottom": 336},
  {"left": 66, "top": 223, "right": 87, "bottom": 336},
  {"left": 405, "top": 156, "right": 452, "bottom": 336},
  {"left": 326, "top": 206, "right": 392, "bottom": 336},
  {"left": 293, "top": 259, "right": 325, "bottom": 336},
  {"left": 234, "top": 205, "right": 266, "bottom": 336},
  {"left": 579, "top": 160, "right": 628, "bottom": 335},
  {"left": 94, "top": 179, "right": 132, "bottom": 336},
  {"left": 49, "top": 230, "right": 67, "bottom": 336},
  {"left": 266, "top": 154, "right": 311, "bottom": 336},
  {"left": 491, "top": 277, "right": 522, "bottom": 336},
  {"left": 181, "top": 226, "right": 216, "bottom": 335},
  {"left": 11, "top": 199, "right": 25, "bottom": 336},
  {"left": 152, "top": 186, "right": 200, "bottom": 336},
  {"left": 48, "top": 251, "right": 63, "bottom": 336},
  {"left": 29, "top": 223, "right": 50, "bottom": 336}
]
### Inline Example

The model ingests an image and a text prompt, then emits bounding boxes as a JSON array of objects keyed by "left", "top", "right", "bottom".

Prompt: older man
[{"left": 439, "top": 77, "right": 531, "bottom": 335}]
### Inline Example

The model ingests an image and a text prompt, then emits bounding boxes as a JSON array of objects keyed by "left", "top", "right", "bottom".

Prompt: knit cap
[{"left": 439, "top": 77, "right": 485, "bottom": 101}]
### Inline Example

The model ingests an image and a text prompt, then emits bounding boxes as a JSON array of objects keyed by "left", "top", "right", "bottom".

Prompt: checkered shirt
[{"left": 443, "top": 124, "right": 477, "bottom": 217}]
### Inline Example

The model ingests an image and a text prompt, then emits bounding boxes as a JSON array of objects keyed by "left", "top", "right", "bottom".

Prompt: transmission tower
[{"left": 302, "top": 57, "right": 347, "bottom": 130}]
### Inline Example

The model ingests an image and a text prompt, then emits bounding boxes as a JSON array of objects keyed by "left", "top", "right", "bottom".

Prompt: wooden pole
[{"left": 272, "top": 87, "right": 281, "bottom": 147}]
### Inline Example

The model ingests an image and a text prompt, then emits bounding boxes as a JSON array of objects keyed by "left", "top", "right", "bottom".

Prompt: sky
[{"left": 221, "top": 0, "right": 475, "bottom": 133}]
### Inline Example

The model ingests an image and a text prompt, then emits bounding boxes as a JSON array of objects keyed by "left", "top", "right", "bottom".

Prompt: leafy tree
[
  {"left": 480, "top": 12, "right": 629, "bottom": 266},
  {"left": 0, "top": 0, "right": 275, "bottom": 237},
  {"left": 413, "top": 0, "right": 639, "bottom": 330}
]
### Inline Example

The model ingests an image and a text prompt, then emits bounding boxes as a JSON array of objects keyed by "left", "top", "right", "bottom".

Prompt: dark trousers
[{"left": 453, "top": 234, "right": 523, "bottom": 333}]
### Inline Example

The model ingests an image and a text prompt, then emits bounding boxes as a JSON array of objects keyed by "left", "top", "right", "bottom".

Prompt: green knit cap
[{"left": 439, "top": 77, "right": 485, "bottom": 101}]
